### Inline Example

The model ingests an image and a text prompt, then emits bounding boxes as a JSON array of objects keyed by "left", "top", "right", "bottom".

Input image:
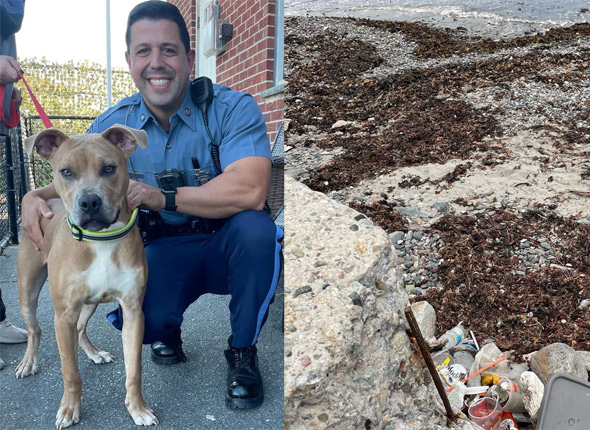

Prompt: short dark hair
[{"left": 125, "top": 1, "right": 191, "bottom": 53}]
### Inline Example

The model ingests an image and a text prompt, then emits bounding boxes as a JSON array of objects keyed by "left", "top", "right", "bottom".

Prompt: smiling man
[{"left": 21, "top": 0, "right": 283, "bottom": 410}]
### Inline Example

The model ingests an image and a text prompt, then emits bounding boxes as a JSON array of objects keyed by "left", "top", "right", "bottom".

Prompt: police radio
[{"left": 190, "top": 77, "right": 222, "bottom": 175}]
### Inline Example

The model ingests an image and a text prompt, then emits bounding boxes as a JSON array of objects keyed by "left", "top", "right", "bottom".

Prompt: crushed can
[{"left": 438, "top": 363, "right": 468, "bottom": 389}]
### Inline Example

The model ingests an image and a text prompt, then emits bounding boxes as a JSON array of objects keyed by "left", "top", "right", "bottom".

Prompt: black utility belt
[
  {"left": 137, "top": 209, "right": 227, "bottom": 244},
  {"left": 163, "top": 218, "right": 228, "bottom": 236}
]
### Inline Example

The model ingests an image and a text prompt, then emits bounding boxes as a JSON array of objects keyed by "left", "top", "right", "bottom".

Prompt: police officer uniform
[{"left": 88, "top": 84, "right": 283, "bottom": 354}]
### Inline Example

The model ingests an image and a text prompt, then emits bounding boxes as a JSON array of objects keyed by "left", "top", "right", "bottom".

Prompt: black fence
[{"left": 0, "top": 115, "right": 95, "bottom": 253}]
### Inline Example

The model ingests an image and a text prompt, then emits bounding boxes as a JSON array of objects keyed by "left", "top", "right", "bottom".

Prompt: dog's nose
[{"left": 78, "top": 194, "right": 103, "bottom": 215}]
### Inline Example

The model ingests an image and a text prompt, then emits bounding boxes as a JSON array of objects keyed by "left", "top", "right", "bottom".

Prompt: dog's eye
[
  {"left": 60, "top": 169, "right": 73, "bottom": 178},
  {"left": 103, "top": 165, "right": 117, "bottom": 176}
]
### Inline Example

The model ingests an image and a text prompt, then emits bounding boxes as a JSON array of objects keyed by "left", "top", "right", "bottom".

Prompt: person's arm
[
  {"left": 21, "top": 183, "right": 58, "bottom": 251},
  {"left": 127, "top": 155, "right": 271, "bottom": 218},
  {"left": 128, "top": 92, "right": 272, "bottom": 218}
]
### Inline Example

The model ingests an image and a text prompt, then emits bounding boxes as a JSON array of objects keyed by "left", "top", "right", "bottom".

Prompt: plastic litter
[
  {"left": 436, "top": 323, "right": 467, "bottom": 350},
  {"left": 497, "top": 411, "right": 520, "bottom": 429},
  {"left": 467, "top": 397, "right": 502, "bottom": 430},
  {"left": 537, "top": 373, "right": 590, "bottom": 429}
]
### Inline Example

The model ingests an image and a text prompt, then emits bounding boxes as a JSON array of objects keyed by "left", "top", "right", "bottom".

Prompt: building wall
[
  {"left": 169, "top": 0, "right": 197, "bottom": 55},
  {"left": 170, "top": 0, "right": 283, "bottom": 144}
]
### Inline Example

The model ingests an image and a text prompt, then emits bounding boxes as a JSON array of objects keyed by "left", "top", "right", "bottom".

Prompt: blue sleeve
[
  {"left": 87, "top": 117, "right": 99, "bottom": 134},
  {"left": 0, "top": 0, "right": 25, "bottom": 39},
  {"left": 219, "top": 94, "right": 271, "bottom": 170}
]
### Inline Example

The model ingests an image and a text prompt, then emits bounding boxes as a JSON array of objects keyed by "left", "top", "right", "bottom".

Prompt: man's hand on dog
[{"left": 127, "top": 180, "right": 165, "bottom": 212}]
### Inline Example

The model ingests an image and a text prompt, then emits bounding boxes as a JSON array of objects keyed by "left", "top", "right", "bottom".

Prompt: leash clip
[{"left": 71, "top": 224, "right": 84, "bottom": 241}]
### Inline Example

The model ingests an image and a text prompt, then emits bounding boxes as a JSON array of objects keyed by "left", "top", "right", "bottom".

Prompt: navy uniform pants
[{"left": 107, "top": 210, "right": 283, "bottom": 348}]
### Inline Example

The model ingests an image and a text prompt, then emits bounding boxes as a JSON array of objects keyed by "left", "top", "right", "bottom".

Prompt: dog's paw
[
  {"left": 88, "top": 350, "right": 115, "bottom": 364},
  {"left": 55, "top": 395, "right": 81, "bottom": 429},
  {"left": 126, "top": 398, "right": 158, "bottom": 426},
  {"left": 15, "top": 358, "right": 39, "bottom": 378},
  {"left": 133, "top": 412, "right": 158, "bottom": 426}
]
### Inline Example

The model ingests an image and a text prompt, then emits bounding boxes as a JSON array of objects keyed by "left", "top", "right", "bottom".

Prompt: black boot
[
  {"left": 224, "top": 342, "right": 263, "bottom": 409},
  {"left": 150, "top": 329, "right": 186, "bottom": 365}
]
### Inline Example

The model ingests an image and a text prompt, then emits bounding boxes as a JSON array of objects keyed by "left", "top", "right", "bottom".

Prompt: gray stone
[
  {"left": 433, "top": 202, "right": 450, "bottom": 213},
  {"left": 389, "top": 231, "right": 405, "bottom": 243},
  {"left": 293, "top": 285, "right": 313, "bottom": 298},
  {"left": 575, "top": 350, "right": 590, "bottom": 372},
  {"left": 529, "top": 343, "right": 587, "bottom": 384},
  {"left": 284, "top": 176, "right": 457, "bottom": 430},
  {"left": 520, "top": 371, "right": 544, "bottom": 423},
  {"left": 396, "top": 206, "right": 429, "bottom": 219},
  {"left": 410, "top": 301, "right": 437, "bottom": 340}
]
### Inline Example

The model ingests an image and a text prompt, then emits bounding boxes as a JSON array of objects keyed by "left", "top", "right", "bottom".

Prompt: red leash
[{"left": 17, "top": 70, "right": 53, "bottom": 129}]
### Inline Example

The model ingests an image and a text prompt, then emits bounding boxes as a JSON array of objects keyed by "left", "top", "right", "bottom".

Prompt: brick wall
[
  {"left": 168, "top": 0, "right": 197, "bottom": 54},
  {"left": 170, "top": 0, "right": 283, "bottom": 144},
  {"left": 217, "top": 0, "right": 283, "bottom": 143}
]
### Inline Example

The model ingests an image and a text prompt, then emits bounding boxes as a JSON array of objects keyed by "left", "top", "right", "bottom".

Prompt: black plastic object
[{"left": 190, "top": 76, "right": 221, "bottom": 174}]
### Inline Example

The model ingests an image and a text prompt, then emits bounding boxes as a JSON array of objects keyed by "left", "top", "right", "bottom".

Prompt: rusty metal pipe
[{"left": 404, "top": 305, "right": 457, "bottom": 423}]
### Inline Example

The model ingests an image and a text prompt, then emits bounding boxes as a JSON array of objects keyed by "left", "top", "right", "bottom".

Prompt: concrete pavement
[{"left": 0, "top": 244, "right": 283, "bottom": 430}]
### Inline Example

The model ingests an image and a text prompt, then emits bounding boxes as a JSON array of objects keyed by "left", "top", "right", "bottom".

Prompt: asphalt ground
[{"left": 0, "top": 244, "right": 284, "bottom": 430}]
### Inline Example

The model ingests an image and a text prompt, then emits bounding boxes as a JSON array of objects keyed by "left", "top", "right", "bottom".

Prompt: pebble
[
  {"left": 389, "top": 231, "right": 405, "bottom": 243},
  {"left": 293, "top": 285, "right": 313, "bottom": 298},
  {"left": 433, "top": 202, "right": 450, "bottom": 213}
]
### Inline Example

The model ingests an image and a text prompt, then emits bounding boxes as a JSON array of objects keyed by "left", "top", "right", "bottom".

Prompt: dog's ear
[
  {"left": 24, "top": 128, "right": 70, "bottom": 160},
  {"left": 101, "top": 124, "right": 148, "bottom": 156}
]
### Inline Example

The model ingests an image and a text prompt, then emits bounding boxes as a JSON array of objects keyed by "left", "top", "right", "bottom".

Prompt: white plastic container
[{"left": 437, "top": 324, "right": 468, "bottom": 350}]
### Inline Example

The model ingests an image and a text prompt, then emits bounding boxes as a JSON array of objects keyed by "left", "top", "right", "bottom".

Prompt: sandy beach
[{"left": 285, "top": 14, "right": 590, "bottom": 357}]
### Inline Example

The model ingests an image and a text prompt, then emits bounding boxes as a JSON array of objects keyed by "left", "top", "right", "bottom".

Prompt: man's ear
[
  {"left": 24, "top": 128, "right": 70, "bottom": 160},
  {"left": 101, "top": 124, "right": 148, "bottom": 156},
  {"left": 187, "top": 49, "right": 196, "bottom": 71}
]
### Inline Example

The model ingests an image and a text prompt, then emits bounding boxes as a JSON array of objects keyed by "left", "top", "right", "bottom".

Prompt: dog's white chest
[{"left": 79, "top": 242, "right": 140, "bottom": 303}]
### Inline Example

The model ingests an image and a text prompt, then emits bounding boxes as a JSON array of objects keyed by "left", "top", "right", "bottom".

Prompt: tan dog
[{"left": 16, "top": 125, "right": 157, "bottom": 428}]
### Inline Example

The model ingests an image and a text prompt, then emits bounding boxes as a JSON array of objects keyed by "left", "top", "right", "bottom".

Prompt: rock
[
  {"left": 284, "top": 176, "right": 457, "bottom": 429},
  {"left": 433, "top": 202, "right": 450, "bottom": 213},
  {"left": 396, "top": 206, "right": 429, "bottom": 219},
  {"left": 575, "top": 350, "right": 590, "bottom": 372},
  {"left": 331, "top": 120, "right": 351, "bottom": 129},
  {"left": 389, "top": 230, "right": 405, "bottom": 243},
  {"left": 529, "top": 343, "right": 587, "bottom": 384},
  {"left": 410, "top": 301, "right": 437, "bottom": 340},
  {"left": 520, "top": 371, "right": 544, "bottom": 422},
  {"left": 293, "top": 285, "right": 312, "bottom": 298}
]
